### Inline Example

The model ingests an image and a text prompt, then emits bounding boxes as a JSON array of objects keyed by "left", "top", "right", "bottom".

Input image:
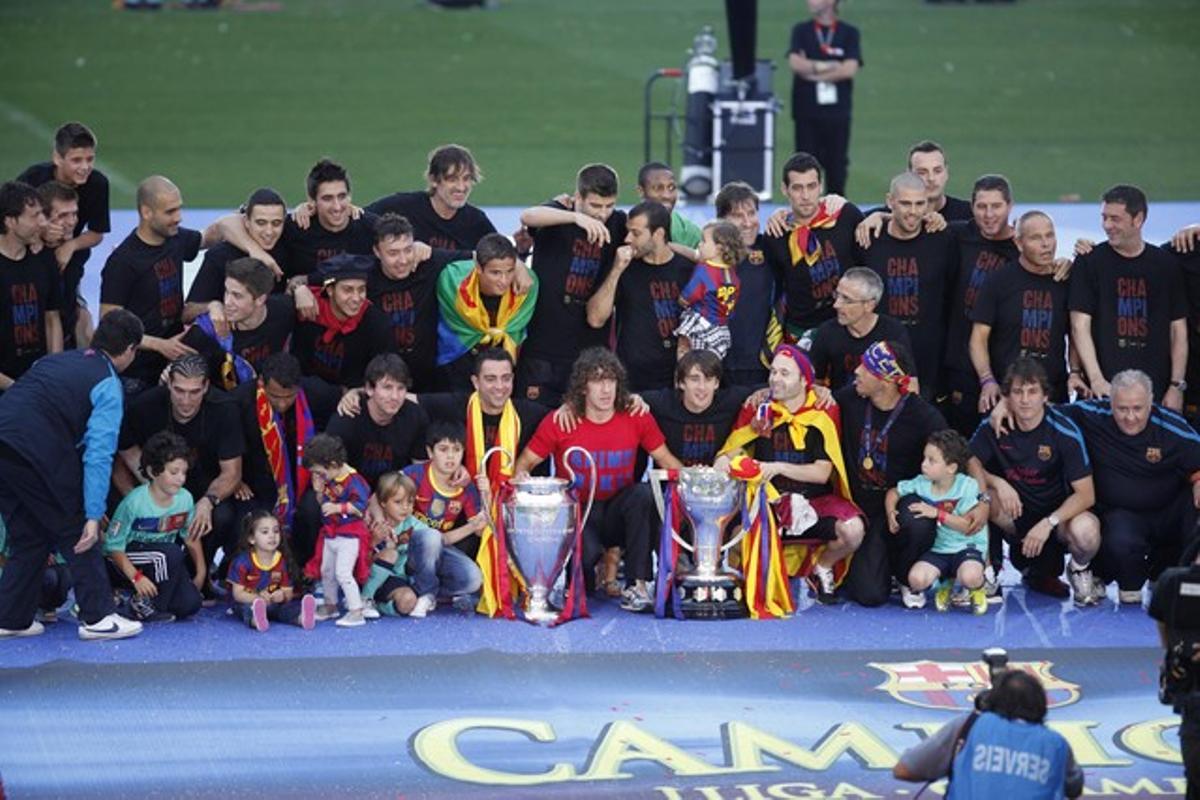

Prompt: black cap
[{"left": 312, "top": 253, "right": 374, "bottom": 286}]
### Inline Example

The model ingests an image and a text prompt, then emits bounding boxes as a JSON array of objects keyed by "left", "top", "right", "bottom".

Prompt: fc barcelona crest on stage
[{"left": 868, "top": 659, "right": 1081, "bottom": 711}]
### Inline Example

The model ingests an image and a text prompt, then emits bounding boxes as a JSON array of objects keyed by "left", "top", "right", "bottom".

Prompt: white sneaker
[
  {"left": 362, "top": 599, "right": 381, "bottom": 620},
  {"left": 1118, "top": 588, "right": 1143, "bottom": 605},
  {"left": 900, "top": 584, "right": 926, "bottom": 609},
  {"left": 983, "top": 564, "right": 1000, "bottom": 598},
  {"left": 335, "top": 610, "right": 366, "bottom": 628},
  {"left": 1069, "top": 565, "right": 1098, "bottom": 607},
  {"left": 1090, "top": 578, "right": 1109, "bottom": 604},
  {"left": 78, "top": 613, "right": 142, "bottom": 641},
  {"left": 0, "top": 620, "right": 45, "bottom": 638},
  {"left": 409, "top": 593, "right": 437, "bottom": 619}
]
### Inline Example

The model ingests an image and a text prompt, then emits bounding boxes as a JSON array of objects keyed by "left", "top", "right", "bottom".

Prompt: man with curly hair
[{"left": 515, "top": 348, "right": 683, "bottom": 612}]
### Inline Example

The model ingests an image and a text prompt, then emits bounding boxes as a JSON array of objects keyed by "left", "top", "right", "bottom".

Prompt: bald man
[{"left": 99, "top": 176, "right": 238, "bottom": 394}]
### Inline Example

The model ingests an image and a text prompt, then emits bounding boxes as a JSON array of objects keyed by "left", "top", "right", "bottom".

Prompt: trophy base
[
  {"left": 677, "top": 574, "right": 747, "bottom": 620},
  {"left": 522, "top": 601, "right": 560, "bottom": 626}
]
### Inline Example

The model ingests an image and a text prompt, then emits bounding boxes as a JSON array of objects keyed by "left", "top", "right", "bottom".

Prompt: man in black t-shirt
[
  {"left": 1069, "top": 184, "right": 1187, "bottom": 409},
  {"left": 716, "top": 182, "right": 775, "bottom": 387},
  {"left": 834, "top": 341, "right": 956, "bottom": 607},
  {"left": 857, "top": 171, "right": 957, "bottom": 400},
  {"left": 518, "top": 163, "right": 626, "bottom": 406},
  {"left": 941, "top": 175, "right": 1021, "bottom": 434},
  {"left": 17, "top": 122, "right": 110, "bottom": 349},
  {"left": 326, "top": 353, "right": 428, "bottom": 487},
  {"left": 99, "top": 175, "right": 229, "bottom": 393},
  {"left": 0, "top": 182, "right": 61, "bottom": 390},
  {"left": 368, "top": 213, "right": 462, "bottom": 393},
  {"left": 969, "top": 359, "right": 1101, "bottom": 604},
  {"left": 763, "top": 152, "right": 864, "bottom": 345},
  {"left": 181, "top": 256, "right": 295, "bottom": 388},
  {"left": 280, "top": 159, "right": 379, "bottom": 294},
  {"left": 808, "top": 267, "right": 910, "bottom": 392},
  {"left": 787, "top": 1, "right": 862, "bottom": 195},
  {"left": 971, "top": 211, "right": 1075, "bottom": 416},
  {"left": 366, "top": 144, "right": 496, "bottom": 252},
  {"left": 35, "top": 181, "right": 85, "bottom": 343},
  {"left": 115, "top": 355, "right": 244, "bottom": 573},
  {"left": 646, "top": 350, "right": 755, "bottom": 467},
  {"left": 184, "top": 188, "right": 288, "bottom": 314},
  {"left": 587, "top": 201, "right": 694, "bottom": 392},
  {"left": 291, "top": 253, "right": 392, "bottom": 390}
]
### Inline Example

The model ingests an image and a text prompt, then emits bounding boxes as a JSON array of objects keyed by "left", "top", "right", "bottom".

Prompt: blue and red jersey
[
  {"left": 226, "top": 551, "right": 295, "bottom": 594},
  {"left": 680, "top": 260, "right": 740, "bottom": 326},
  {"left": 402, "top": 462, "right": 483, "bottom": 533}
]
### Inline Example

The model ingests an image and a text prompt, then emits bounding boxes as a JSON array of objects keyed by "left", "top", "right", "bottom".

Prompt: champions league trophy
[
  {"left": 652, "top": 466, "right": 747, "bottom": 619},
  {"left": 497, "top": 446, "right": 597, "bottom": 625}
]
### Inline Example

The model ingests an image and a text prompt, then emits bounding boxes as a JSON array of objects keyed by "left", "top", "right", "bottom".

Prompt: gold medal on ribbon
[{"left": 862, "top": 456, "right": 874, "bottom": 471}]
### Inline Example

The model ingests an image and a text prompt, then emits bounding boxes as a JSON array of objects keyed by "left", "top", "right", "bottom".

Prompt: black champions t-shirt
[
  {"left": 857, "top": 227, "right": 956, "bottom": 395},
  {"left": 120, "top": 385, "right": 245, "bottom": 498},
  {"left": 181, "top": 293, "right": 295, "bottom": 385},
  {"left": 971, "top": 262, "right": 1070, "bottom": 400},
  {"left": 614, "top": 253, "right": 695, "bottom": 391},
  {"left": 943, "top": 220, "right": 1019, "bottom": 377},
  {"left": 0, "top": 248, "right": 61, "bottom": 380},
  {"left": 279, "top": 213, "right": 379, "bottom": 284},
  {"left": 367, "top": 249, "right": 458, "bottom": 391},
  {"left": 807, "top": 313, "right": 911, "bottom": 391},
  {"left": 763, "top": 203, "right": 864, "bottom": 334},
  {"left": 186, "top": 241, "right": 287, "bottom": 303},
  {"left": 524, "top": 202, "right": 626, "bottom": 361},
  {"left": 834, "top": 385, "right": 947, "bottom": 518},
  {"left": 643, "top": 386, "right": 752, "bottom": 467},
  {"left": 325, "top": 400, "right": 429, "bottom": 487},
  {"left": 365, "top": 191, "right": 496, "bottom": 252},
  {"left": 100, "top": 227, "right": 202, "bottom": 384},
  {"left": 1068, "top": 242, "right": 1186, "bottom": 400}
]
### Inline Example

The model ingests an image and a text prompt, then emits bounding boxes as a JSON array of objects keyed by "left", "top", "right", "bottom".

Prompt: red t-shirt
[{"left": 528, "top": 411, "right": 666, "bottom": 500}]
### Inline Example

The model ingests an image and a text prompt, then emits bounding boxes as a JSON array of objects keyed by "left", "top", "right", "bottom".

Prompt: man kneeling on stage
[{"left": 715, "top": 344, "right": 864, "bottom": 604}]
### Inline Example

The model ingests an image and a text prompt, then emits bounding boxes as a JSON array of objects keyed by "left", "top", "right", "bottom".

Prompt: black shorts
[
  {"left": 917, "top": 547, "right": 984, "bottom": 578},
  {"left": 373, "top": 575, "right": 411, "bottom": 604}
]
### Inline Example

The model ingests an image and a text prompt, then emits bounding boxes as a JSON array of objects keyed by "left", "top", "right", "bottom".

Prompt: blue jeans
[{"left": 406, "top": 526, "right": 482, "bottom": 599}]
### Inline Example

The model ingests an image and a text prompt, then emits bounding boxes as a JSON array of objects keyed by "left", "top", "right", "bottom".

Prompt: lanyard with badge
[{"left": 814, "top": 21, "right": 844, "bottom": 106}]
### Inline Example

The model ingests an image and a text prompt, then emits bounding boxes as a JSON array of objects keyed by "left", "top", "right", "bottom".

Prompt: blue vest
[{"left": 948, "top": 712, "right": 1070, "bottom": 800}]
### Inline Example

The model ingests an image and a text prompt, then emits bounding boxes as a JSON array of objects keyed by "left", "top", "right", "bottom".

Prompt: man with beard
[
  {"left": 366, "top": 144, "right": 497, "bottom": 252},
  {"left": 716, "top": 181, "right": 775, "bottom": 388},
  {"left": 586, "top": 201, "right": 694, "bottom": 392},
  {"left": 635, "top": 162, "right": 702, "bottom": 250}
]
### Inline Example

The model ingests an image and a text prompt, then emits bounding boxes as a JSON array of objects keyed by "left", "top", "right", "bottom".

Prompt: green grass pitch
[{"left": 0, "top": 0, "right": 1196, "bottom": 209}]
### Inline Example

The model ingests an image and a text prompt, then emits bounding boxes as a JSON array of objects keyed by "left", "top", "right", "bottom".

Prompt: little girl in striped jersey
[
  {"left": 675, "top": 219, "right": 749, "bottom": 359},
  {"left": 226, "top": 510, "right": 315, "bottom": 632}
]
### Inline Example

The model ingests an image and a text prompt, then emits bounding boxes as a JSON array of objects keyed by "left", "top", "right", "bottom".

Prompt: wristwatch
[
  {"left": 204, "top": 493, "right": 221, "bottom": 507},
  {"left": 976, "top": 491, "right": 992, "bottom": 505},
  {"left": 1046, "top": 513, "right": 1060, "bottom": 529},
  {"left": 1171, "top": 379, "right": 1187, "bottom": 392}
]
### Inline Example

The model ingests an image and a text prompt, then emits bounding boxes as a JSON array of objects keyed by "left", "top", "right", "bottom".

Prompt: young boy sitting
[
  {"left": 400, "top": 421, "right": 486, "bottom": 617},
  {"left": 885, "top": 429, "right": 990, "bottom": 615}
]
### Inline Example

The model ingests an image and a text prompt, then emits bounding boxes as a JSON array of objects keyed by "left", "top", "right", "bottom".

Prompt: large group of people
[{"left": 1, "top": 119, "right": 1199, "bottom": 642}]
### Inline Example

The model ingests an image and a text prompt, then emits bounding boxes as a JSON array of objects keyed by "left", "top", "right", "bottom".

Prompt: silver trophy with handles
[
  {"left": 498, "top": 446, "right": 597, "bottom": 625},
  {"left": 652, "top": 465, "right": 747, "bottom": 619}
]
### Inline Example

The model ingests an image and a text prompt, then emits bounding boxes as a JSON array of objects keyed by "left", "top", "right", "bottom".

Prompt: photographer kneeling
[
  {"left": 894, "top": 668, "right": 1084, "bottom": 798},
  {"left": 1149, "top": 538, "right": 1200, "bottom": 799}
]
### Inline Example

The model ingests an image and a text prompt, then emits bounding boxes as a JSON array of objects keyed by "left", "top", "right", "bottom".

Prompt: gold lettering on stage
[
  {"left": 723, "top": 721, "right": 898, "bottom": 771},
  {"left": 412, "top": 717, "right": 576, "bottom": 785},
  {"left": 1116, "top": 717, "right": 1182, "bottom": 764},
  {"left": 578, "top": 721, "right": 740, "bottom": 781}
]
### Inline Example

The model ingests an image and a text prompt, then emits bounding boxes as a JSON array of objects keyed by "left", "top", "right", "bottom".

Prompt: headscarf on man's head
[
  {"left": 860, "top": 341, "right": 912, "bottom": 395},
  {"left": 772, "top": 344, "right": 815, "bottom": 388}
]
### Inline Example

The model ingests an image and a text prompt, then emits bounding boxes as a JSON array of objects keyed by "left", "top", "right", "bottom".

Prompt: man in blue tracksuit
[
  {"left": 0, "top": 309, "right": 146, "bottom": 640},
  {"left": 894, "top": 669, "right": 1084, "bottom": 798}
]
